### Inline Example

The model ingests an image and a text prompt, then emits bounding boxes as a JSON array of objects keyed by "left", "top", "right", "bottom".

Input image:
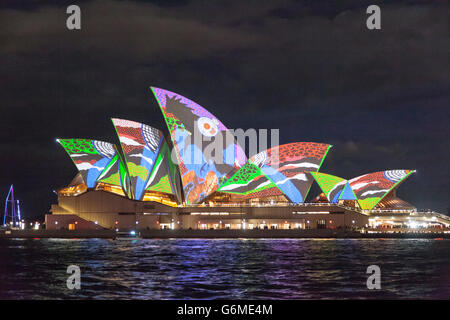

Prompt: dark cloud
[{"left": 1, "top": 0, "right": 449, "bottom": 216}]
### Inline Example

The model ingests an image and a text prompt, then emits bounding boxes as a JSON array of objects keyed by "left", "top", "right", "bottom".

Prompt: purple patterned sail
[{"left": 151, "top": 87, "right": 247, "bottom": 204}]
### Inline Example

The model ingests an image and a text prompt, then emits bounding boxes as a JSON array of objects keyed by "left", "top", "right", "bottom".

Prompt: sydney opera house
[{"left": 46, "top": 87, "right": 449, "bottom": 232}]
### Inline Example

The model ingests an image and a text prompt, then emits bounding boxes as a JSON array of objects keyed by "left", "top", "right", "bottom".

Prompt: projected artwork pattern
[
  {"left": 58, "top": 139, "right": 116, "bottom": 188},
  {"left": 145, "top": 140, "right": 176, "bottom": 196},
  {"left": 250, "top": 142, "right": 332, "bottom": 203},
  {"left": 96, "top": 149, "right": 133, "bottom": 198},
  {"left": 218, "top": 162, "right": 282, "bottom": 197},
  {"left": 349, "top": 170, "right": 415, "bottom": 210},
  {"left": 97, "top": 154, "right": 121, "bottom": 186},
  {"left": 152, "top": 87, "right": 247, "bottom": 204},
  {"left": 339, "top": 182, "right": 357, "bottom": 201},
  {"left": 310, "top": 172, "right": 347, "bottom": 203},
  {"left": 112, "top": 118, "right": 163, "bottom": 200}
]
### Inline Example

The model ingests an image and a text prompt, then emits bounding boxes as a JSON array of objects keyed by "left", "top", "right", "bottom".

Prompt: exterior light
[
  {"left": 94, "top": 221, "right": 98, "bottom": 224},
  {"left": 352, "top": 220, "right": 355, "bottom": 224},
  {"left": 115, "top": 221, "right": 118, "bottom": 224},
  {"left": 75, "top": 221, "right": 78, "bottom": 225},
  {"left": 136, "top": 221, "right": 139, "bottom": 224},
  {"left": 55, "top": 221, "right": 58, "bottom": 225}
]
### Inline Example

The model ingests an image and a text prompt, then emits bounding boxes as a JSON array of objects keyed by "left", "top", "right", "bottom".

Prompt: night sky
[{"left": 1, "top": 0, "right": 449, "bottom": 219}]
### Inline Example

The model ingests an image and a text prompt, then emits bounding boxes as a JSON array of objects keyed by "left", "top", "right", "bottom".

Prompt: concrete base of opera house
[
  {"left": 44, "top": 190, "right": 370, "bottom": 232},
  {"left": 39, "top": 190, "right": 450, "bottom": 237}
]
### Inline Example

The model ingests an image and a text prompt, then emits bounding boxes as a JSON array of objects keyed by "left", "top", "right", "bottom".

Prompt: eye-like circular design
[{"left": 197, "top": 117, "right": 218, "bottom": 137}]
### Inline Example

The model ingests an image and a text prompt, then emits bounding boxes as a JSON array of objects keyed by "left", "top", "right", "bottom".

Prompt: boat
[{"left": 114, "top": 230, "right": 142, "bottom": 240}]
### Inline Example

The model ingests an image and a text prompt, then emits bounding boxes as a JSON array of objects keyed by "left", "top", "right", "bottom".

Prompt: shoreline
[{"left": 1, "top": 229, "right": 449, "bottom": 239}]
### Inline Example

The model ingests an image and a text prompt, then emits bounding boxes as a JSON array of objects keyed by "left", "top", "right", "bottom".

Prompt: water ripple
[{"left": 0, "top": 238, "right": 449, "bottom": 299}]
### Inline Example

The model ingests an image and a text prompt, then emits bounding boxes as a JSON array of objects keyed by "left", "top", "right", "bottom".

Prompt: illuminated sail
[
  {"left": 145, "top": 138, "right": 182, "bottom": 202},
  {"left": 96, "top": 147, "right": 133, "bottom": 198},
  {"left": 349, "top": 170, "right": 415, "bottom": 210},
  {"left": 310, "top": 172, "right": 356, "bottom": 203},
  {"left": 218, "top": 161, "right": 283, "bottom": 198},
  {"left": 152, "top": 87, "right": 247, "bottom": 204},
  {"left": 250, "top": 142, "right": 332, "bottom": 203},
  {"left": 111, "top": 118, "right": 164, "bottom": 200},
  {"left": 339, "top": 182, "right": 357, "bottom": 201},
  {"left": 57, "top": 139, "right": 116, "bottom": 188}
]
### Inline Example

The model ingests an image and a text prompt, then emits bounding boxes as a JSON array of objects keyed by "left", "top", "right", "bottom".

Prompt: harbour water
[{"left": 1, "top": 238, "right": 450, "bottom": 299}]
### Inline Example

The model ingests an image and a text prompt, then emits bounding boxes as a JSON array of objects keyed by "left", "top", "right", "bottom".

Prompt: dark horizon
[{"left": 1, "top": 0, "right": 449, "bottom": 218}]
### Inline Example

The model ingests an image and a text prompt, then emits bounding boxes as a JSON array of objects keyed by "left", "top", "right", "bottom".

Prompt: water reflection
[{"left": 0, "top": 238, "right": 449, "bottom": 299}]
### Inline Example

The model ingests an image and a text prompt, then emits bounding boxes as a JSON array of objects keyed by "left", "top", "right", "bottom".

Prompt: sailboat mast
[
  {"left": 11, "top": 185, "right": 16, "bottom": 225},
  {"left": 3, "top": 184, "right": 17, "bottom": 226}
]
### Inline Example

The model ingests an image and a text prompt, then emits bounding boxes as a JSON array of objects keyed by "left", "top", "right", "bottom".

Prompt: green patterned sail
[
  {"left": 218, "top": 161, "right": 282, "bottom": 197},
  {"left": 145, "top": 139, "right": 178, "bottom": 197},
  {"left": 310, "top": 172, "right": 347, "bottom": 203},
  {"left": 96, "top": 150, "right": 133, "bottom": 199},
  {"left": 57, "top": 139, "right": 116, "bottom": 188}
]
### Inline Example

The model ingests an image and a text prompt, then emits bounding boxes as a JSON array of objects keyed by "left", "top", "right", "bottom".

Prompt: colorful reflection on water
[{"left": 1, "top": 238, "right": 449, "bottom": 299}]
